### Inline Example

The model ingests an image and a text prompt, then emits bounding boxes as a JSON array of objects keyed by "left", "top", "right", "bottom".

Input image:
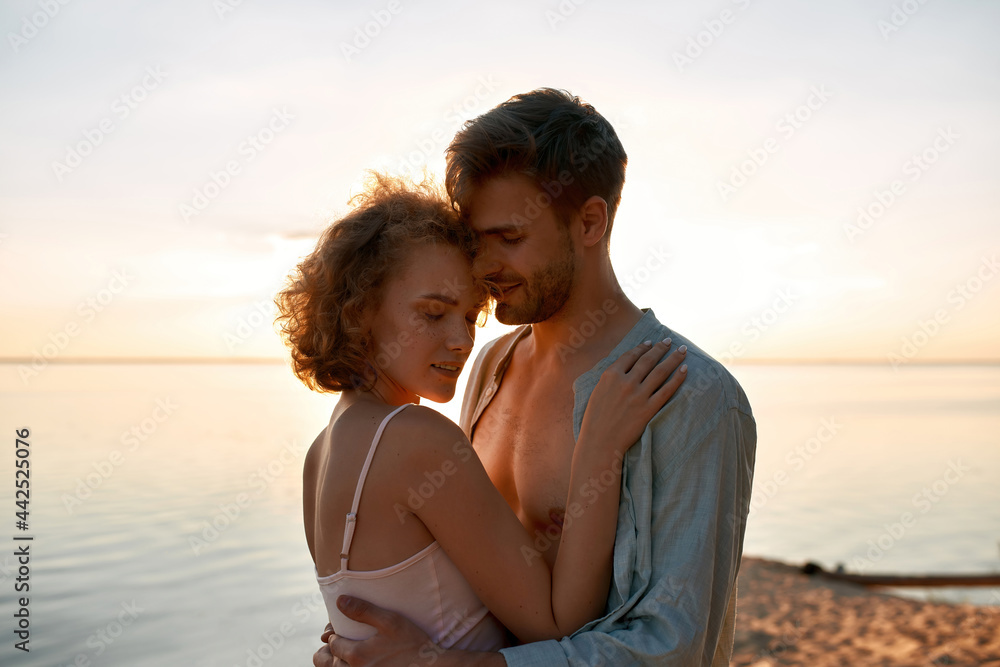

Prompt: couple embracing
[{"left": 275, "top": 88, "right": 756, "bottom": 666}]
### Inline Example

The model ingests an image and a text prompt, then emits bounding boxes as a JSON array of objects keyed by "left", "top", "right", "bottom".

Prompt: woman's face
[{"left": 366, "top": 242, "right": 483, "bottom": 404}]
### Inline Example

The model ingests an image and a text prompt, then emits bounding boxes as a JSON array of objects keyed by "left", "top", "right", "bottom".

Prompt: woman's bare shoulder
[
  {"left": 379, "top": 405, "right": 471, "bottom": 466},
  {"left": 302, "top": 426, "right": 329, "bottom": 479}
]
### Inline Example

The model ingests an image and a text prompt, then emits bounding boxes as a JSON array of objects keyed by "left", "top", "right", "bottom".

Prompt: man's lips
[{"left": 494, "top": 283, "right": 520, "bottom": 299}]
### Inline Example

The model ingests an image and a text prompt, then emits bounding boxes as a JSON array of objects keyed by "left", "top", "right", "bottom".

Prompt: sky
[{"left": 1, "top": 0, "right": 998, "bottom": 364}]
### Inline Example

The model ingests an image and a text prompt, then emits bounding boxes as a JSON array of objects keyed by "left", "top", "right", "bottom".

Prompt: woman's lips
[
  {"left": 431, "top": 363, "right": 462, "bottom": 378},
  {"left": 431, "top": 363, "right": 461, "bottom": 372}
]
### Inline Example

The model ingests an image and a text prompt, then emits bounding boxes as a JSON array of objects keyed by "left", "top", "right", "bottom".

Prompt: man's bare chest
[{"left": 472, "top": 372, "right": 578, "bottom": 533}]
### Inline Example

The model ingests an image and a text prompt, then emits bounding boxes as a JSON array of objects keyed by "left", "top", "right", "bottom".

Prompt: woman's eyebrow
[{"left": 417, "top": 292, "right": 459, "bottom": 306}]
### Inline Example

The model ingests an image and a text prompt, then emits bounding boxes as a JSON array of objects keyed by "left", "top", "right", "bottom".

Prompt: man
[{"left": 316, "top": 88, "right": 756, "bottom": 666}]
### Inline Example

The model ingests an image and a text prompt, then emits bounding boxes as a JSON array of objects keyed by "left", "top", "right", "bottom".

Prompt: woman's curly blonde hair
[{"left": 274, "top": 173, "right": 488, "bottom": 393}]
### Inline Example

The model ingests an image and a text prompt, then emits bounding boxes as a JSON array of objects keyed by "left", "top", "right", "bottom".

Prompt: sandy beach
[{"left": 731, "top": 557, "right": 1000, "bottom": 666}]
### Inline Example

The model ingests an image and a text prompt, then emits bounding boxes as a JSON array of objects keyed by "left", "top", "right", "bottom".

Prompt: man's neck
[{"left": 524, "top": 275, "right": 645, "bottom": 371}]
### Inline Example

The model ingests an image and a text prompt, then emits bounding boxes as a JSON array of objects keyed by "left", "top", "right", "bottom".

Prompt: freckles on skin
[{"left": 367, "top": 243, "right": 480, "bottom": 402}]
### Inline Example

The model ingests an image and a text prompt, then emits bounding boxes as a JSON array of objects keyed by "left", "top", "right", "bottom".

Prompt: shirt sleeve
[{"left": 499, "top": 381, "right": 756, "bottom": 667}]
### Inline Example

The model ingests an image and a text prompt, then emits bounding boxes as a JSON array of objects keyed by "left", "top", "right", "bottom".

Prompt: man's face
[{"left": 467, "top": 174, "right": 576, "bottom": 325}]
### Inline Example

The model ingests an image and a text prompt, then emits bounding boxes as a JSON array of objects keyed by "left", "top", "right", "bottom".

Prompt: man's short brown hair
[{"left": 445, "top": 88, "right": 627, "bottom": 236}]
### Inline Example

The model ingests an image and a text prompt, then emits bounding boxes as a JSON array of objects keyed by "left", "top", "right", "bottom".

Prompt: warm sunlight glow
[{"left": 2, "top": 2, "right": 996, "bottom": 364}]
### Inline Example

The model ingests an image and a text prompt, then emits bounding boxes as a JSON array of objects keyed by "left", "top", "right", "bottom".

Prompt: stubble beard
[{"left": 494, "top": 233, "right": 576, "bottom": 326}]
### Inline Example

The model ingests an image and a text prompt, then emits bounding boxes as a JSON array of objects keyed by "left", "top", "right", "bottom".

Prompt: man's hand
[
  {"left": 312, "top": 623, "right": 338, "bottom": 667},
  {"left": 313, "top": 595, "right": 437, "bottom": 667}
]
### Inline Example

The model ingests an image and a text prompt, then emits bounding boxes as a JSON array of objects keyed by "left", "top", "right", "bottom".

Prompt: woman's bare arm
[{"left": 402, "top": 340, "right": 686, "bottom": 642}]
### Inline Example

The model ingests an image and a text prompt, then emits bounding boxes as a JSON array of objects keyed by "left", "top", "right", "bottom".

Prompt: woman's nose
[{"left": 448, "top": 320, "right": 475, "bottom": 353}]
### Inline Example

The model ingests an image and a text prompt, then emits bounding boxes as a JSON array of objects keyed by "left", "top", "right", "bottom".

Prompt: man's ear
[{"left": 577, "top": 196, "right": 609, "bottom": 248}]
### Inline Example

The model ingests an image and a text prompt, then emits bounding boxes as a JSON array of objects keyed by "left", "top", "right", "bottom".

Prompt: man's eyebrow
[
  {"left": 480, "top": 223, "right": 521, "bottom": 236},
  {"left": 417, "top": 292, "right": 459, "bottom": 306}
]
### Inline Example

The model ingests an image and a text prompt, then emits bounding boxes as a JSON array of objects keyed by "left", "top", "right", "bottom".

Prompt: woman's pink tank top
[{"left": 316, "top": 404, "right": 507, "bottom": 650}]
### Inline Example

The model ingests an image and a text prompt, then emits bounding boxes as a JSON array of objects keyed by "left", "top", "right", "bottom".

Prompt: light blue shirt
[{"left": 459, "top": 309, "right": 757, "bottom": 666}]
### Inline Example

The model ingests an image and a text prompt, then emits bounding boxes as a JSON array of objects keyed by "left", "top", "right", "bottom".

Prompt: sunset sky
[{"left": 2, "top": 0, "right": 998, "bottom": 364}]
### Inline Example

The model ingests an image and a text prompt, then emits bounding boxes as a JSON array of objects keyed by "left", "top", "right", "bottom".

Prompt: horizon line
[{"left": 1, "top": 357, "right": 998, "bottom": 366}]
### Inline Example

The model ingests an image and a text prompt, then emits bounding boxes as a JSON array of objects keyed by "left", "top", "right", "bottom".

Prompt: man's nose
[{"left": 472, "top": 251, "right": 501, "bottom": 279}]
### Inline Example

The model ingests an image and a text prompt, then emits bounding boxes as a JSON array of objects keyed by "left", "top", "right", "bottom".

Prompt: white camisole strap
[{"left": 339, "top": 403, "right": 410, "bottom": 571}]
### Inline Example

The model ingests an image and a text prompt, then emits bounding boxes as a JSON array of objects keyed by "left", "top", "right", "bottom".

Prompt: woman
[{"left": 275, "top": 173, "right": 687, "bottom": 650}]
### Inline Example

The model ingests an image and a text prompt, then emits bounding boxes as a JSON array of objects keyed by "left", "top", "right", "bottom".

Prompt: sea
[{"left": 0, "top": 361, "right": 997, "bottom": 666}]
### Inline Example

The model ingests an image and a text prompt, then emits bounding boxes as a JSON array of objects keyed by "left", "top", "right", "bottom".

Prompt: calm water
[{"left": 0, "top": 362, "right": 997, "bottom": 666}]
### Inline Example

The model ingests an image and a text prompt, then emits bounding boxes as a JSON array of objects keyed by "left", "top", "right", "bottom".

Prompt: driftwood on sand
[{"left": 802, "top": 561, "right": 1000, "bottom": 587}]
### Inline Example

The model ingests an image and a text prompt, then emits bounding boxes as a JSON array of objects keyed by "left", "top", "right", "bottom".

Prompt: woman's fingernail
[
  {"left": 662, "top": 337, "right": 671, "bottom": 346},
  {"left": 680, "top": 364, "right": 688, "bottom": 373},
  {"left": 643, "top": 340, "right": 652, "bottom": 346},
  {"left": 679, "top": 345, "right": 687, "bottom": 354}
]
